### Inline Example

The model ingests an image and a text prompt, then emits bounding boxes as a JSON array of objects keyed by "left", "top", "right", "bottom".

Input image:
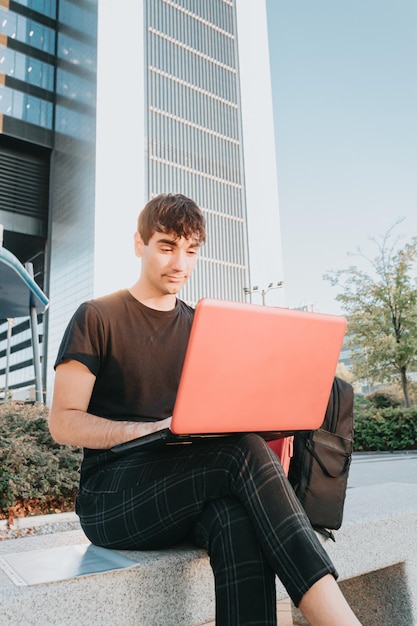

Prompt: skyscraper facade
[
  {"left": 145, "top": 0, "right": 249, "bottom": 305},
  {"left": 0, "top": 0, "right": 283, "bottom": 401},
  {"left": 0, "top": 0, "right": 97, "bottom": 399}
]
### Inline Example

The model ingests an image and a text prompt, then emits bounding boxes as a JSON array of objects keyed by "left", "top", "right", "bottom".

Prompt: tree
[{"left": 325, "top": 223, "right": 417, "bottom": 407}]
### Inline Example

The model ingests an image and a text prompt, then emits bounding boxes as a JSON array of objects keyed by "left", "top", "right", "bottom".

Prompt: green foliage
[
  {"left": 1, "top": 399, "right": 415, "bottom": 515},
  {"left": 325, "top": 223, "right": 417, "bottom": 407},
  {"left": 353, "top": 395, "right": 417, "bottom": 451},
  {"left": 0, "top": 403, "right": 82, "bottom": 513},
  {"left": 366, "top": 387, "right": 404, "bottom": 409}
]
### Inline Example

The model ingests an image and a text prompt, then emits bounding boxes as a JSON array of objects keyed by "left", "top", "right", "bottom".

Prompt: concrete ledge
[
  {"left": 292, "top": 482, "right": 417, "bottom": 626},
  {"left": 0, "top": 511, "right": 79, "bottom": 533},
  {"left": 0, "top": 531, "right": 215, "bottom": 626},
  {"left": 0, "top": 483, "right": 416, "bottom": 625}
]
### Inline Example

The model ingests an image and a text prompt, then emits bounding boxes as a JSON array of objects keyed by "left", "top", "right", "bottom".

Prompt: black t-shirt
[{"left": 54, "top": 289, "right": 194, "bottom": 456}]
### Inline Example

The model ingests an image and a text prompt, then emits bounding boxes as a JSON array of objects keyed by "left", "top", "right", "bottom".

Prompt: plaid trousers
[{"left": 77, "top": 433, "right": 337, "bottom": 626}]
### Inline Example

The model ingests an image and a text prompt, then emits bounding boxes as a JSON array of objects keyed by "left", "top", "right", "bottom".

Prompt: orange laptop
[{"left": 111, "top": 298, "right": 346, "bottom": 452}]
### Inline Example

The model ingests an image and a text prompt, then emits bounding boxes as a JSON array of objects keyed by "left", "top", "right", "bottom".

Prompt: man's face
[{"left": 135, "top": 230, "right": 200, "bottom": 297}]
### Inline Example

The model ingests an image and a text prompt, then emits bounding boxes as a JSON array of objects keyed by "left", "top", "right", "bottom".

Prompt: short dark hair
[{"left": 138, "top": 194, "right": 206, "bottom": 245}]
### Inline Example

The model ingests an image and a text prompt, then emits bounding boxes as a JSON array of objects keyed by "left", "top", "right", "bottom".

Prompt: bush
[
  {"left": 0, "top": 403, "right": 82, "bottom": 516},
  {"left": 365, "top": 386, "right": 404, "bottom": 409},
  {"left": 1, "top": 397, "right": 415, "bottom": 517},
  {"left": 353, "top": 397, "right": 417, "bottom": 451}
]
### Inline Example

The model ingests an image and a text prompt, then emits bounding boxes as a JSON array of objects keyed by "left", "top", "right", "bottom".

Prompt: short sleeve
[{"left": 54, "top": 302, "right": 106, "bottom": 376}]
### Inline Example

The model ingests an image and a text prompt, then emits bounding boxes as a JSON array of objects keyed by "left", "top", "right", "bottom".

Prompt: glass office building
[
  {"left": 0, "top": 0, "right": 282, "bottom": 401},
  {"left": 0, "top": 0, "right": 97, "bottom": 400}
]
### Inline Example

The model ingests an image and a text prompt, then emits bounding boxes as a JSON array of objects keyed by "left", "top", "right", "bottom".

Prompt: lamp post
[{"left": 243, "top": 281, "right": 284, "bottom": 305}]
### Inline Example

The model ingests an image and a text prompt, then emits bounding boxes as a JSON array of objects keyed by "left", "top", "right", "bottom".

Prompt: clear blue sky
[{"left": 266, "top": 0, "right": 417, "bottom": 314}]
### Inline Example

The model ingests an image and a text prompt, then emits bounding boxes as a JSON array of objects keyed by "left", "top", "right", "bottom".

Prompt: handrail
[{"left": 0, "top": 246, "right": 49, "bottom": 318}]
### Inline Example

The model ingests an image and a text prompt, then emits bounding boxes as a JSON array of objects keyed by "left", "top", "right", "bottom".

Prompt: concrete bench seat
[
  {"left": 292, "top": 482, "right": 417, "bottom": 626},
  {"left": 0, "top": 482, "right": 416, "bottom": 626}
]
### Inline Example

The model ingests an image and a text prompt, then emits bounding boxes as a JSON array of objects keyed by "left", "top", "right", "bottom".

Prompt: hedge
[
  {"left": 353, "top": 396, "right": 417, "bottom": 451},
  {"left": 0, "top": 399, "right": 416, "bottom": 518},
  {"left": 0, "top": 403, "right": 81, "bottom": 516}
]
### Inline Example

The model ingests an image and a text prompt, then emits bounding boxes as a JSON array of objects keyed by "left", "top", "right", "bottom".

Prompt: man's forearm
[{"left": 48, "top": 409, "right": 171, "bottom": 449}]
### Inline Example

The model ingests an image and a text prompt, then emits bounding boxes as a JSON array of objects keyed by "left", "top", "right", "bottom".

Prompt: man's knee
[{"left": 193, "top": 498, "right": 260, "bottom": 557}]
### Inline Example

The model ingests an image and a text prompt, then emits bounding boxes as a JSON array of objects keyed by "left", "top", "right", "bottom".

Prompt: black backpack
[{"left": 288, "top": 377, "right": 354, "bottom": 541}]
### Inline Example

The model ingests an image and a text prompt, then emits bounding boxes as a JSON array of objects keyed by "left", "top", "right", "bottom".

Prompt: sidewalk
[
  {"left": 204, "top": 599, "right": 293, "bottom": 625},
  {"left": 348, "top": 449, "right": 417, "bottom": 488},
  {"left": 276, "top": 599, "right": 293, "bottom": 625}
]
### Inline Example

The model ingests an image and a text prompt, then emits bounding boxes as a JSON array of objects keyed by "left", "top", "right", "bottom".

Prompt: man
[{"left": 49, "top": 193, "right": 361, "bottom": 625}]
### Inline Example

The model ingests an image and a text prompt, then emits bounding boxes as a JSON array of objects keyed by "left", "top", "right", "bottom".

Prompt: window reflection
[
  {"left": 0, "top": 47, "right": 54, "bottom": 90},
  {"left": 0, "top": 8, "right": 55, "bottom": 53},
  {"left": 0, "top": 85, "right": 53, "bottom": 128},
  {"left": 11, "top": 0, "right": 56, "bottom": 20}
]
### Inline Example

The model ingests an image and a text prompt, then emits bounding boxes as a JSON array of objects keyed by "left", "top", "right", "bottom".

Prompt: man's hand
[{"left": 155, "top": 416, "right": 172, "bottom": 432}]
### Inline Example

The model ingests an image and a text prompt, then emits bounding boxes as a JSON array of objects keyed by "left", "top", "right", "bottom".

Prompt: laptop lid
[{"left": 170, "top": 298, "right": 346, "bottom": 435}]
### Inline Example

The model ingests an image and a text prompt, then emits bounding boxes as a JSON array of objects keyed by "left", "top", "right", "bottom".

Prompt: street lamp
[{"left": 243, "top": 281, "right": 284, "bottom": 305}]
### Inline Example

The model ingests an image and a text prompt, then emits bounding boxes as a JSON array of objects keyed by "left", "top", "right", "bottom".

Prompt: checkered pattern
[{"left": 77, "top": 434, "right": 337, "bottom": 624}]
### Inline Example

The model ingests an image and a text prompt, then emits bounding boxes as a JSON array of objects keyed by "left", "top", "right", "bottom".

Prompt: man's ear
[{"left": 134, "top": 231, "right": 145, "bottom": 258}]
